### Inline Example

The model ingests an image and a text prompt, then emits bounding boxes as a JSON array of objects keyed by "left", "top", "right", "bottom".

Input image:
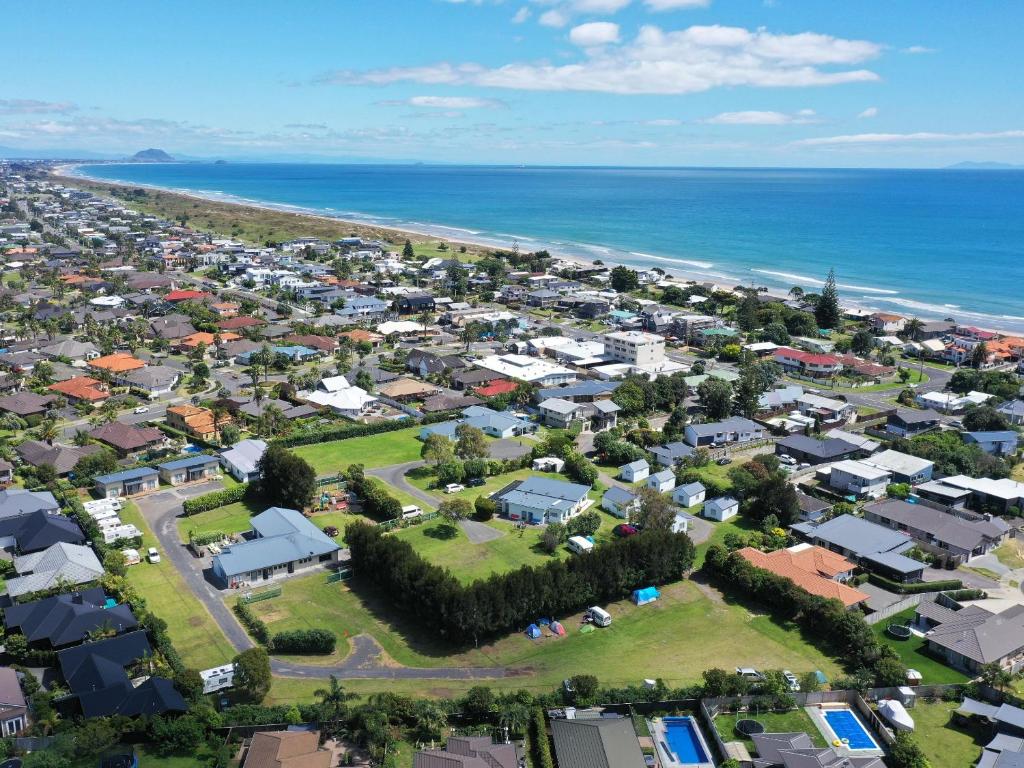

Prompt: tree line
[{"left": 345, "top": 521, "right": 695, "bottom": 645}]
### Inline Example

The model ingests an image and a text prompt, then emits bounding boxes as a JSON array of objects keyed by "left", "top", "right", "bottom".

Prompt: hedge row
[
  {"left": 269, "top": 629, "right": 336, "bottom": 655},
  {"left": 868, "top": 573, "right": 962, "bottom": 594},
  {"left": 943, "top": 588, "right": 987, "bottom": 601},
  {"left": 233, "top": 599, "right": 270, "bottom": 645},
  {"left": 183, "top": 484, "right": 250, "bottom": 516},
  {"left": 272, "top": 418, "right": 411, "bottom": 448},
  {"left": 530, "top": 708, "right": 555, "bottom": 768}
]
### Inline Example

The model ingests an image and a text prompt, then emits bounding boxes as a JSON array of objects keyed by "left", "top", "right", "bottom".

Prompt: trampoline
[
  {"left": 886, "top": 623, "right": 913, "bottom": 640},
  {"left": 735, "top": 719, "right": 766, "bottom": 736}
]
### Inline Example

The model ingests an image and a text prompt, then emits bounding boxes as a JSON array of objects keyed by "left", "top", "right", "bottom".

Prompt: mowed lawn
[
  {"left": 909, "top": 699, "right": 985, "bottom": 768},
  {"left": 406, "top": 467, "right": 554, "bottom": 502},
  {"left": 175, "top": 499, "right": 263, "bottom": 543},
  {"left": 253, "top": 573, "right": 841, "bottom": 697},
  {"left": 714, "top": 707, "right": 827, "bottom": 753},
  {"left": 391, "top": 516, "right": 615, "bottom": 585},
  {"left": 119, "top": 502, "right": 237, "bottom": 669},
  {"left": 871, "top": 608, "right": 969, "bottom": 684},
  {"left": 291, "top": 426, "right": 424, "bottom": 474}
]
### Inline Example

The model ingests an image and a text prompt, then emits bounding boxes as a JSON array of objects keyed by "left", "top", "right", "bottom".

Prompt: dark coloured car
[
  {"left": 323, "top": 526, "right": 339, "bottom": 537},
  {"left": 613, "top": 523, "right": 638, "bottom": 537},
  {"left": 716, "top": 457, "right": 731, "bottom": 465},
  {"left": 466, "top": 476, "right": 486, "bottom": 487}
]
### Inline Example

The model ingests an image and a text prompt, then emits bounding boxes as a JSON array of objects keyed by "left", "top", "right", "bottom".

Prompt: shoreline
[{"left": 55, "top": 163, "right": 1024, "bottom": 336}]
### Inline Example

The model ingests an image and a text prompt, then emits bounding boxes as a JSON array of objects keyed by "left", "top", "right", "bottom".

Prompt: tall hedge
[
  {"left": 233, "top": 599, "right": 270, "bottom": 645},
  {"left": 269, "top": 629, "right": 336, "bottom": 654},
  {"left": 530, "top": 708, "right": 555, "bottom": 768},
  {"left": 345, "top": 521, "right": 694, "bottom": 646},
  {"left": 183, "top": 484, "right": 250, "bottom": 516}
]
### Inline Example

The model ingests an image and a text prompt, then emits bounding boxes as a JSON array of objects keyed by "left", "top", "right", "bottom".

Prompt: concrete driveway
[{"left": 366, "top": 460, "right": 438, "bottom": 510}]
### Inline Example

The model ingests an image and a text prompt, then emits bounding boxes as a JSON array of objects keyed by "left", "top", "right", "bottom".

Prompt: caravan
[
  {"left": 567, "top": 536, "right": 594, "bottom": 555},
  {"left": 586, "top": 606, "right": 612, "bottom": 627}
]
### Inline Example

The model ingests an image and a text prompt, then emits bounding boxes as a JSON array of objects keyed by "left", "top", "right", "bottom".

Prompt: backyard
[
  {"left": 248, "top": 575, "right": 842, "bottom": 698},
  {"left": 909, "top": 698, "right": 986, "bottom": 768},
  {"left": 291, "top": 425, "right": 424, "bottom": 473},
  {"left": 713, "top": 707, "right": 827, "bottom": 754},
  {"left": 176, "top": 498, "right": 263, "bottom": 542},
  {"left": 871, "top": 608, "right": 970, "bottom": 685},
  {"left": 119, "top": 501, "right": 238, "bottom": 669}
]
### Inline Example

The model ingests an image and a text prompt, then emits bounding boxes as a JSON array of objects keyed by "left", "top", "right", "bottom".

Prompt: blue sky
[{"left": 2, "top": 0, "right": 1023, "bottom": 166}]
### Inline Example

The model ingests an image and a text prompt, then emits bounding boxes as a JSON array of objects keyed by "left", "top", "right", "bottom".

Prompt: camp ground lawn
[
  {"left": 871, "top": 607, "right": 970, "bottom": 685},
  {"left": 118, "top": 499, "right": 238, "bottom": 669},
  {"left": 243, "top": 572, "right": 842, "bottom": 698},
  {"left": 290, "top": 425, "right": 424, "bottom": 473}
]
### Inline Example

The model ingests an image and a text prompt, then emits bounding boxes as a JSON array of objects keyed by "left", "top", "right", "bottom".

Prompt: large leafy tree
[
  {"left": 257, "top": 443, "right": 317, "bottom": 509},
  {"left": 697, "top": 377, "right": 733, "bottom": 420}
]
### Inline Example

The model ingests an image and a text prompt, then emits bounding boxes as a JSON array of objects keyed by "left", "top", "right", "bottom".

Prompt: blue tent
[
  {"left": 632, "top": 586, "right": 660, "bottom": 606},
  {"left": 525, "top": 624, "right": 542, "bottom": 639}
]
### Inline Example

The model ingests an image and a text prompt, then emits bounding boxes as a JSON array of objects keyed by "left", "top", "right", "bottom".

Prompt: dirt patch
[
  {"left": 188, "top": 616, "right": 204, "bottom": 627},
  {"left": 257, "top": 609, "right": 286, "bottom": 623}
]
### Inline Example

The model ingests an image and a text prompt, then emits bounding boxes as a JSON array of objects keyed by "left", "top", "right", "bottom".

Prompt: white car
[
  {"left": 134, "top": 406, "right": 150, "bottom": 414},
  {"left": 445, "top": 483, "right": 466, "bottom": 494},
  {"left": 778, "top": 454, "right": 797, "bottom": 465},
  {"left": 783, "top": 670, "right": 801, "bottom": 691},
  {"left": 147, "top": 547, "right": 161, "bottom": 564}
]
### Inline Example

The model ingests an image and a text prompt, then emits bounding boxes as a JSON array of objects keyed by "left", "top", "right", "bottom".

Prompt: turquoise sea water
[{"left": 76, "top": 163, "right": 1024, "bottom": 332}]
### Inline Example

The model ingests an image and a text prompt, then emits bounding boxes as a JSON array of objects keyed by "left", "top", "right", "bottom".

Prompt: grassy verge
[
  {"left": 870, "top": 608, "right": 969, "bottom": 685},
  {"left": 291, "top": 426, "right": 424, "bottom": 473},
  {"left": 119, "top": 502, "right": 238, "bottom": 669}
]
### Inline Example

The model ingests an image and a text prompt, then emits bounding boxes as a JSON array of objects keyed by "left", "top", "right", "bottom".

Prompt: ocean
[{"left": 75, "top": 162, "right": 1024, "bottom": 333}]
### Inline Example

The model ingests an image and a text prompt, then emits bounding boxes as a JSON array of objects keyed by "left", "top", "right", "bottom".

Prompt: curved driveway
[{"left": 140, "top": 481, "right": 506, "bottom": 680}]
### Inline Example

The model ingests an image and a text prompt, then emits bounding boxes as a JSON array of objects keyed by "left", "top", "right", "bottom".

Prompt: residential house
[
  {"left": 149, "top": 315, "right": 196, "bottom": 340},
  {"left": 795, "top": 392, "right": 856, "bottom": 424},
  {"left": 871, "top": 312, "right": 907, "bottom": 334},
  {"left": 601, "top": 487, "right": 639, "bottom": 519},
  {"left": 862, "top": 448, "right": 934, "bottom": 484},
  {"left": 413, "top": 736, "right": 518, "bottom": 768},
  {"left": 497, "top": 476, "right": 591, "bottom": 525},
  {"left": 474, "top": 354, "right": 576, "bottom": 386},
  {"left": 864, "top": 499, "right": 1009, "bottom": 562},
  {"left": 737, "top": 544, "right": 869, "bottom": 609},
  {"left": 825, "top": 428, "right": 881, "bottom": 454},
  {"left": 0, "top": 668, "right": 27, "bottom": 737},
  {"left": 421, "top": 393, "right": 484, "bottom": 413},
  {"left": 4, "top": 588, "right": 137, "bottom": 650},
  {"left": 824, "top": 459, "right": 891, "bottom": 498},
  {"left": 996, "top": 399, "right": 1024, "bottom": 426},
  {"left": 219, "top": 439, "right": 268, "bottom": 483},
  {"left": 452, "top": 368, "right": 507, "bottom": 391},
  {"left": 776, "top": 435, "right": 861, "bottom": 465},
  {"left": 461, "top": 405, "right": 535, "bottom": 438},
  {"left": 684, "top": 417, "right": 764, "bottom": 448},
  {"left": 15, "top": 440, "right": 102, "bottom": 477},
  {"left": 157, "top": 454, "right": 220, "bottom": 486},
  {"left": 536, "top": 380, "right": 620, "bottom": 403},
  {"left": 703, "top": 496, "right": 739, "bottom": 521},
  {"left": 619, "top": 459, "right": 649, "bottom": 483},
  {"left": 649, "top": 442, "right": 695, "bottom": 468},
  {"left": 378, "top": 378, "right": 442, "bottom": 402},
  {"left": 334, "top": 295, "right": 390, "bottom": 322},
  {"left": 539, "top": 397, "right": 586, "bottom": 430},
  {"left": 751, "top": 732, "right": 885, "bottom": 768},
  {"left": 6, "top": 542, "right": 103, "bottom": 599},
  {"left": 646, "top": 469, "right": 676, "bottom": 494},
  {"left": 772, "top": 347, "right": 843, "bottom": 379},
  {"left": 673, "top": 482, "right": 706, "bottom": 508},
  {"left": 795, "top": 491, "right": 832, "bottom": 523},
  {"left": 336, "top": 328, "right": 384, "bottom": 348},
  {"left": 671, "top": 511, "right": 695, "bottom": 534},
  {"left": 963, "top": 431, "right": 1019, "bottom": 457},
  {"left": 886, "top": 408, "right": 942, "bottom": 437},
  {"left": 919, "top": 602, "right": 1024, "bottom": 674},
  {"left": 550, "top": 714, "right": 646, "bottom": 768},
  {"left": 94, "top": 467, "right": 160, "bottom": 499},
  {"left": 0, "top": 391, "right": 55, "bottom": 420},
  {"left": 0, "top": 460, "right": 12, "bottom": 486},
  {"left": 929, "top": 476, "right": 1024, "bottom": 515},
  {"left": 166, "top": 404, "right": 230, "bottom": 442},
  {"left": 57, "top": 630, "right": 187, "bottom": 718},
  {"left": 304, "top": 384, "right": 377, "bottom": 419},
  {"left": 87, "top": 353, "right": 147, "bottom": 386},
  {"left": 211, "top": 507, "right": 342, "bottom": 587},
  {"left": 48, "top": 376, "right": 108, "bottom": 404},
  {"left": 790, "top": 514, "right": 923, "bottom": 582},
  {"left": 396, "top": 293, "right": 435, "bottom": 314},
  {"left": 0, "top": 489, "right": 60, "bottom": 519},
  {"left": 240, "top": 730, "right": 331, "bottom": 768},
  {"left": 527, "top": 289, "right": 560, "bottom": 308},
  {"left": 89, "top": 422, "right": 165, "bottom": 458}
]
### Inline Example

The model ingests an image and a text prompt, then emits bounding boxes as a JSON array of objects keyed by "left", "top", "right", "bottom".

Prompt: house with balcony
[
  {"left": 772, "top": 347, "right": 843, "bottom": 379},
  {"left": 94, "top": 467, "right": 160, "bottom": 499}
]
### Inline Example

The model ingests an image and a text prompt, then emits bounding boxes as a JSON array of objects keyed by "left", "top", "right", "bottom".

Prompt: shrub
[
  {"left": 233, "top": 599, "right": 270, "bottom": 645},
  {"left": 183, "top": 484, "right": 250, "bottom": 516},
  {"left": 269, "top": 629, "right": 336, "bottom": 654},
  {"left": 530, "top": 709, "right": 555, "bottom": 768},
  {"left": 868, "top": 573, "right": 962, "bottom": 594}
]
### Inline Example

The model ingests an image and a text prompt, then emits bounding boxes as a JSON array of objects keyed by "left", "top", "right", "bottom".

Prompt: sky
[{"left": 3, "top": 0, "right": 1024, "bottom": 167}]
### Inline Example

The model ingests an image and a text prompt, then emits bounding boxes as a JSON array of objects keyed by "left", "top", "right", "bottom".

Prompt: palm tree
[
  {"left": 497, "top": 701, "right": 530, "bottom": 737},
  {"left": 36, "top": 419, "right": 60, "bottom": 445},
  {"left": 314, "top": 675, "right": 357, "bottom": 728},
  {"left": 905, "top": 317, "right": 925, "bottom": 341}
]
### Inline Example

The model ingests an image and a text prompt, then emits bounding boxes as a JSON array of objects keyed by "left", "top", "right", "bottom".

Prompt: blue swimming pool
[
  {"left": 822, "top": 708, "right": 879, "bottom": 750},
  {"left": 663, "top": 717, "right": 709, "bottom": 764}
]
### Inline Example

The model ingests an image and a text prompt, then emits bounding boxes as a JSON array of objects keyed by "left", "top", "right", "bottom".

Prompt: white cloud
[
  {"left": 794, "top": 130, "right": 1024, "bottom": 146},
  {"left": 320, "top": 24, "right": 882, "bottom": 95},
  {"left": 572, "top": 0, "right": 632, "bottom": 11},
  {"left": 569, "top": 21, "right": 620, "bottom": 46},
  {"left": 0, "top": 99, "right": 77, "bottom": 115},
  {"left": 858, "top": 106, "right": 878, "bottom": 119},
  {"left": 902, "top": 45, "right": 935, "bottom": 54},
  {"left": 644, "top": 118, "right": 682, "bottom": 126},
  {"left": 704, "top": 108, "right": 817, "bottom": 125},
  {"left": 512, "top": 6, "right": 531, "bottom": 22},
  {"left": 378, "top": 96, "right": 506, "bottom": 109},
  {"left": 538, "top": 9, "right": 570, "bottom": 27},
  {"left": 643, "top": 0, "right": 710, "bottom": 10}
]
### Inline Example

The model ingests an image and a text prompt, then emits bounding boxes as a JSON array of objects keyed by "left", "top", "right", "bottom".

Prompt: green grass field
[
  {"left": 291, "top": 426, "right": 424, "bottom": 473},
  {"left": 714, "top": 707, "right": 827, "bottom": 753},
  {"left": 251, "top": 574, "right": 842, "bottom": 699},
  {"left": 71, "top": 745, "right": 218, "bottom": 768},
  {"left": 119, "top": 501, "right": 238, "bottom": 669},
  {"left": 407, "top": 466, "right": 547, "bottom": 502},
  {"left": 176, "top": 499, "right": 263, "bottom": 543},
  {"left": 994, "top": 540, "right": 1024, "bottom": 569},
  {"left": 871, "top": 608, "right": 969, "bottom": 685},
  {"left": 909, "top": 699, "right": 985, "bottom": 768}
]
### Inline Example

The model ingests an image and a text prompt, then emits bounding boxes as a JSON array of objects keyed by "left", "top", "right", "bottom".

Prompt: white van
[
  {"left": 567, "top": 536, "right": 594, "bottom": 555},
  {"left": 587, "top": 606, "right": 612, "bottom": 627},
  {"left": 401, "top": 505, "right": 423, "bottom": 519}
]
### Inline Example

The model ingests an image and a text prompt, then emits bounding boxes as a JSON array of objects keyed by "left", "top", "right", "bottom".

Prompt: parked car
[
  {"left": 783, "top": 670, "right": 801, "bottom": 691},
  {"left": 133, "top": 406, "right": 149, "bottom": 414},
  {"left": 466, "top": 477, "right": 486, "bottom": 487},
  {"left": 322, "top": 526, "right": 339, "bottom": 537},
  {"left": 716, "top": 456, "right": 731, "bottom": 466},
  {"left": 736, "top": 667, "right": 764, "bottom": 681},
  {"left": 147, "top": 547, "right": 161, "bottom": 564},
  {"left": 613, "top": 523, "right": 639, "bottom": 537},
  {"left": 779, "top": 454, "right": 797, "bottom": 465},
  {"left": 445, "top": 483, "right": 466, "bottom": 494}
]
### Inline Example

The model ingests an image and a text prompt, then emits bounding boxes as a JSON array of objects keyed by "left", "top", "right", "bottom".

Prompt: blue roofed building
[
  {"left": 93, "top": 467, "right": 159, "bottom": 499},
  {"left": 211, "top": 507, "right": 341, "bottom": 587},
  {"left": 497, "top": 476, "right": 591, "bottom": 525},
  {"left": 962, "top": 431, "right": 1019, "bottom": 457},
  {"left": 420, "top": 406, "right": 536, "bottom": 441},
  {"left": 157, "top": 454, "right": 220, "bottom": 486}
]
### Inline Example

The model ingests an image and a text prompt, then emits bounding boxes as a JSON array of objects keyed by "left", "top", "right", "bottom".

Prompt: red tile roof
[{"left": 474, "top": 379, "right": 519, "bottom": 397}]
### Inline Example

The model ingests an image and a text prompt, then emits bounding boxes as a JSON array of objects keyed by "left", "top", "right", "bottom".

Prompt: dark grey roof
[
  {"left": 794, "top": 514, "right": 913, "bottom": 559},
  {"left": 550, "top": 716, "right": 646, "bottom": 768},
  {"left": 4, "top": 588, "right": 137, "bottom": 648},
  {"left": 927, "top": 604, "right": 1024, "bottom": 666},
  {"left": 0, "top": 510, "right": 85, "bottom": 553},
  {"left": 777, "top": 434, "right": 860, "bottom": 460},
  {"left": 864, "top": 499, "right": 1007, "bottom": 552}
]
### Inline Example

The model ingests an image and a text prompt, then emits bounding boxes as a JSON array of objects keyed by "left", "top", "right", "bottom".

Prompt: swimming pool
[
  {"left": 821, "top": 708, "right": 880, "bottom": 751},
  {"left": 662, "top": 717, "right": 709, "bottom": 765}
]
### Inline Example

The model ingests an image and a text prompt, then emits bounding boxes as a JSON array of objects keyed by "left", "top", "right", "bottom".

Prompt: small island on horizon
[{"left": 130, "top": 148, "right": 175, "bottom": 162}]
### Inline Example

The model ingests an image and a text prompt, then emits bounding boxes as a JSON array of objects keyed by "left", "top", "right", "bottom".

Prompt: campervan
[
  {"left": 401, "top": 505, "right": 423, "bottom": 519},
  {"left": 567, "top": 536, "right": 594, "bottom": 555},
  {"left": 586, "top": 606, "right": 612, "bottom": 627}
]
